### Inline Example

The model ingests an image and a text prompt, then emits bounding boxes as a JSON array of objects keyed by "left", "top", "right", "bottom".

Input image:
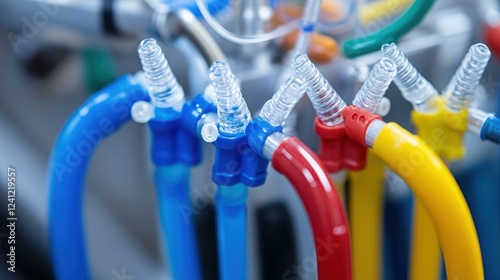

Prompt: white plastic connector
[
  {"left": 375, "top": 97, "right": 392, "bottom": 117},
  {"left": 131, "top": 101, "right": 155, "bottom": 123},
  {"left": 201, "top": 122, "right": 219, "bottom": 143}
]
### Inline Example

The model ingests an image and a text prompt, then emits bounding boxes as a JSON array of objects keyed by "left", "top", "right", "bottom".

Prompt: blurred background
[{"left": 0, "top": 0, "right": 499, "bottom": 279}]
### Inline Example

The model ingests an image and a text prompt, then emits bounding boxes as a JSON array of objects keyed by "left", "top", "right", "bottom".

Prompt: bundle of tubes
[{"left": 44, "top": 0, "right": 500, "bottom": 280}]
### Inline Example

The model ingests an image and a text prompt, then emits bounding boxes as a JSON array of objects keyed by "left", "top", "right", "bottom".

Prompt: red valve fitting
[
  {"left": 485, "top": 24, "right": 500, "bottom": 58},
  {"left": 315, "top": 115, "right": 371, "bottom": 172},
  {"left": 342, "top": 105, "right": 382, "bottom": 147},
  {"left": 314, "top": 118, "right": 345, "bottom": 172}
]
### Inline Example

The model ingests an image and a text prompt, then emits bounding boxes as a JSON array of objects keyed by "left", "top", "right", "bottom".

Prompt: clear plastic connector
[
  {"left": 260, "top": 76, "right": 305, "bottom": 127},
  {"left": 382, "top": 43, "right": 439, "bottom": 113},
  {"left": 442, "top": 43, "right": 491, "bottom": 112},
  {"left": 353, "top": 57, "right": 397, "bottom": 113},
  {"left": 291, "top": 53, "right": 346, "bottom": 126},
  {"left": 137, "top": 38, "right": 185, "bottom": 111},
  {"left": 209, "top": 61, "right": 251, "bottom": 135},
  {"left": 468, "top": 107, "right": 494, "bottom": 136}
]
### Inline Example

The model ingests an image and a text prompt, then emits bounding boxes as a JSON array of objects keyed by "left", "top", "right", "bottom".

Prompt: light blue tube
[
  {"left": 216, "top": 183, "right": 248, "bottom": 280},
  {"left": 48, "top": 75, "right": 149, "bottom": 280},
  {"left": 155, "top": 164, "right": 202, "bottom": 280}
]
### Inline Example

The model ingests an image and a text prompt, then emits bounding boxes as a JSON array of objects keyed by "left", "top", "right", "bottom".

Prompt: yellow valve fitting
[{"left": 410, "top": 97, "right": 468, "bottom": 161}]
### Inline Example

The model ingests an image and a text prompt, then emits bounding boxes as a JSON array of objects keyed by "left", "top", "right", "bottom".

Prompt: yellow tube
[
  {"left": 348, "top": 150, "right": 385, "bottom": 280},
  {"left": 409, "top": 201, "right": 441, "bottom": 280},
  {"left": 372, "top": 122, "right": 483, "bottom": 280},
  {"left": 409, "top": 98, "right": 468, "bottom": 280},
  {"left": 359, "top": 0, "right": 414, "bottom": 24}
]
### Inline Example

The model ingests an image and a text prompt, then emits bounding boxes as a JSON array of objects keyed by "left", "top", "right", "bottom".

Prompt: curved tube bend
[
  {"left": 48, "top": 75, "right": 149, "bottom": 280},
  {"left": 271, "top": 137, "right": 352, "bottom": 280},
  {"left": 372, "top": 123, "right": 483, "bottom": 280},
  {"left": 342, "top": 0, "right": 435, "bottom": 58}
]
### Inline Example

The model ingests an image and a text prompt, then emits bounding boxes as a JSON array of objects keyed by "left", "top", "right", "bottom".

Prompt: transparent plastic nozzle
[
  {"left": 138, "top": 38, "right": 185, "bottom": 110},
  {"left": 260, "top": 76, "right": 305, "bottom": 127},
  {"left": 291, "top": 53, "right": 346, "bottom": 126},
  {"left": 131, "top": 101, "right": 155, "bottom": 123},
  {"left": 468, "top": 107, "right": 493, "bottom": 136},
  {"left": 442, "top": 43, "right": 491, "bottom": 112},
  {"left": 209, "top": 61, "right": 251, "bottom": 135},
  {"left": 382, "top": 43, "right": 439, "bottom": 113},
  {"left": 353, "top": 58, "right": 397, "bottom": 113}
]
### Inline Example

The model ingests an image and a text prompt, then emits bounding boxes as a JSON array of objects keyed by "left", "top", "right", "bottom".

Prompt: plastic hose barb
[
  {"left": 382, "top": 43, "right": 439, "bottom": 113},
  {"left": 260, "top": 76, "right": 305, "bottom": 127},
  {"left": 137, "top": 38, "right": 185, "bottom": 110},
  {"left": 442, "top": 43, "right": 491, "bottom": 112},
  {"left": 292, "top": 53, "right": 346, "bottom": 126},
  {"left": 210, "top": 61, "right": 251, "bottom": 135},
  {"left": 353, "top": 57, "right": 397, "bottom": 113}
]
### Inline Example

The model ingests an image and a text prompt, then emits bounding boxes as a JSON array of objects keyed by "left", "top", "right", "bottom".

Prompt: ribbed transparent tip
[
  {"left": 442, "top": 43, "right": 491, "bottom": 112},
  {"left": 382, "top": 43, "right": 439, "bottom": 113},
  {"left": 209, "top": 61, "right": 251, "bottom": 135},
  {"left": 131, "top": 101, "right": 155, "bottom": 123},
  {"left": 260, "top": 76, "right": 305, "bottom": 127},
  {"left": 353, "top": 57, "right": 397, "bottom": 113},
  {"left": 137, "top": 38, "right": 185, "bottom": 110},
  {"left": 291, "top": 53, "right": 346, "bottom": 126}
]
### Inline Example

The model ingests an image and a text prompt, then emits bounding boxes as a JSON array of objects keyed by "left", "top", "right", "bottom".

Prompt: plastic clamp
[{"left": 410, "top": 98, "right": 467, "bottom": 161}]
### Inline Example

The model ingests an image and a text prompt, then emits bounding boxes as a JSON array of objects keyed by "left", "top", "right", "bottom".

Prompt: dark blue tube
[
  {"left": 383, "top": 184, "right": 413, "bottom": 280},
  {"left": 456, "top": 161, "right": 500, "bottom": 280},
  {"left": 155, "top": 164, "right": 202, "bottom": 280},
  {"left": 48, "top": 75, "right": 148, "bottom": 280},
  {"left": 216, "top": 183, "right": 248, "bottom": 280}
]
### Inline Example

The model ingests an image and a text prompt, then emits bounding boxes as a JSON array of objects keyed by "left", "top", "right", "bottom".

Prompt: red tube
[{"left": 271, "top": 137, "right": 352, "bottom": 280}]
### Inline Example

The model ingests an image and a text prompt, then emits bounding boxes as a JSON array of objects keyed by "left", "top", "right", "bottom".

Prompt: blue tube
[
  {"left": 215, "top": 183, "right": 248, "bottom": 280},
  {"left": 48, "top": 75, "right": 149, "bottom": 280},
  {"left": 383, "top": 185, "right": 413, "bottom": 280},
  {"left": 456, "top": 161, "right": 500, "bottom": 280},
  {"left": 155, "top": 164, "right": 202, "bottom": 280},
  {"left": 481, "top": 115, "right": 500, "bottom": 144}
]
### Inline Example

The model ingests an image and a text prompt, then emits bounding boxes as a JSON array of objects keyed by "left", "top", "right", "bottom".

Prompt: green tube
[{"left": 342, "top": 0, "right": 436, "bottom": 58}]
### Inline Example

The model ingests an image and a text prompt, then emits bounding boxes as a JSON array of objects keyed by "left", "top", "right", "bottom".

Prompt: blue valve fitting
[
  {"left": 211, "top": 117, "right": 278, "bottom": 188},
  {"left": 481, "top": 115, "right": 500, "bottom": 144},
  {"left": 211, "top": 132, "right": 268, "bottom": 187},
  {"left": 149, "top": 94, "right": 216, "bottom": 166},
  {"left": 246, "top": 117, "right": 283, "bottom": 157}
]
